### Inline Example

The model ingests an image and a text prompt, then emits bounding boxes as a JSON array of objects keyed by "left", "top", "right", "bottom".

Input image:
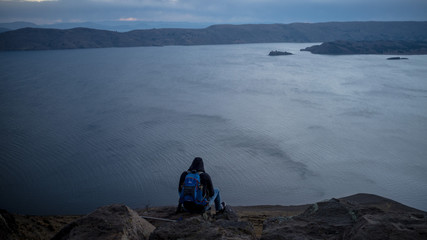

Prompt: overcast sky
[{"left": 0, "top": 0, "right": 426, "bottom": 25}]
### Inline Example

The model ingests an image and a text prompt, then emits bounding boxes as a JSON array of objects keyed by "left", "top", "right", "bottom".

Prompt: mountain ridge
[
  {"left": 1, "top": 21, "right": 427, "bottom": 51},
  {"left": 0, "top": 20, "right": 211, "bottom": 32}
]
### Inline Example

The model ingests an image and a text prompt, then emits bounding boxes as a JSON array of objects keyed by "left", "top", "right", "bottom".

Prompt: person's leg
[
  {"left": 177, "top": 190, "right": 183, "bottom": 213},
  {"left": 207, "top": 189, "right": 222, "bottom": 211},
  {"left": 205, "top": 189, "right": 217, "bottom": 212},
  {"left": 204, "top": 189, "right": 224, "bottom": 212},
  {"left": 213, "top": 189, "right": 222, "bottom": 211},
  {"left": 205, "top": 188, "right": 220, "bottom": 212}
]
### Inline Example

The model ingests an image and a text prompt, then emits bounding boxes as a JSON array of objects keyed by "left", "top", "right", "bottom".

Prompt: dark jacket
[{"left": 178, "top": 157, "right": 215, "bottom": 198}]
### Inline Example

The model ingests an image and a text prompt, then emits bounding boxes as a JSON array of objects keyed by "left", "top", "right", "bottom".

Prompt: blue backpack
[{"left": 179, "top": 170, "right": 209, "bottom": 212}]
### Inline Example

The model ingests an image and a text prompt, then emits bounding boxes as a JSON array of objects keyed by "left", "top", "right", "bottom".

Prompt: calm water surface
[{"left": 1, "top": 43, "right": 427, "bottom": 214}]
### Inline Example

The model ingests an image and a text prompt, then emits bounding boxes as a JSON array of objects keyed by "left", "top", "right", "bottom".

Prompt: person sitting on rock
[{"left": 177, "top": 157, "right": 225, "bottom": 214}]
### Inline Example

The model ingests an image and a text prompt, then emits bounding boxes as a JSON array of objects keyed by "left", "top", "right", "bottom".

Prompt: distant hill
[
  {"left": 0, "top": 20, "right": 211, "bottom": 32},
  {"left": 0, "top": 21, "right": 38, "bottom": 30},
  {"left": 45, "top": 21, "right": 211, "bottom": 32},
  {"left": 1, "top": 22, "right": 427, "bottom": 51},
  {"left": 0, "top": 21, "right": 39, "bottom": 33},
  {"left": 0, "top": 28, "right": 10, "bottom": 33}
]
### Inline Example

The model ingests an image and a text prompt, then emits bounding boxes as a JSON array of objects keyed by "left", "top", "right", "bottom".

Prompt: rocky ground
[{"left": 1, "top": 193, "right": 426, "bottom": 239}]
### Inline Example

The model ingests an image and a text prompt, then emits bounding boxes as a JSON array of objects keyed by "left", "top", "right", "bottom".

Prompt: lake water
[{"left": 1, "top": 43, "right": 427, "bottom": 215}]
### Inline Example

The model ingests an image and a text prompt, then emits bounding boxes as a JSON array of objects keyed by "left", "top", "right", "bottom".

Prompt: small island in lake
[
  {"left": 301, "top": 40, "right": 427, "bottom": 55},
  {"left": 269, "top": 50, "right": 293, "bottom": 56},
  {"left": 387, "top": 57, "right": 409, "bottom": 60}
]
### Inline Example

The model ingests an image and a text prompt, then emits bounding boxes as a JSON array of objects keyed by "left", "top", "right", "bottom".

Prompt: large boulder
[
  {"left": 261, "top": 198, "right": 355, "bottom": 240},
  {"left": 214, "top": 204, "right": 239, "bottom": 221},
  {"left": 261, "top": 195, "right": 427, "bottom": 240},
  {"left": 344, "top": 210, "right": 427, "bottom": 240},
  {"left": 52, "top": 204, "right": 155, "bottom": 240},
  {"left": 149, "top": 206, "right": 256, "bottom": 240},
  {"left": 0, "top": 209, "right": 18, "bottom": 240},
  {"left": 149, "top": 216, "right": 255, "bottom": 240}
]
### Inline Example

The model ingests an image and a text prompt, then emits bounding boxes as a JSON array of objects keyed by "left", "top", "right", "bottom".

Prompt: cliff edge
[{"left": 1, "top": 193, "right": 426, "bottom": 239}]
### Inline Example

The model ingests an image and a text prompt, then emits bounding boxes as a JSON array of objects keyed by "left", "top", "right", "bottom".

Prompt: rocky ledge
[
  {"left": 1, "top": 193, "right": 426, "bottom": 240},
  {"left": 301, "top": 40, "right": 427, "bottom": 55}
]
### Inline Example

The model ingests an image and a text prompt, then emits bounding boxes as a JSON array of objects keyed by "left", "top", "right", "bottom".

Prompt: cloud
[
  {"left": 0, "top": 0, "right": 57, "bottom": 2},
  {"left": 0, "top": 0, "right": 58, "bottom": 2},
  {"left": 119, "top": 17, "right": 139, "bottom": 21},
  {"left": 0, "top": 0, "right": 426, "bottom": 25}
]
